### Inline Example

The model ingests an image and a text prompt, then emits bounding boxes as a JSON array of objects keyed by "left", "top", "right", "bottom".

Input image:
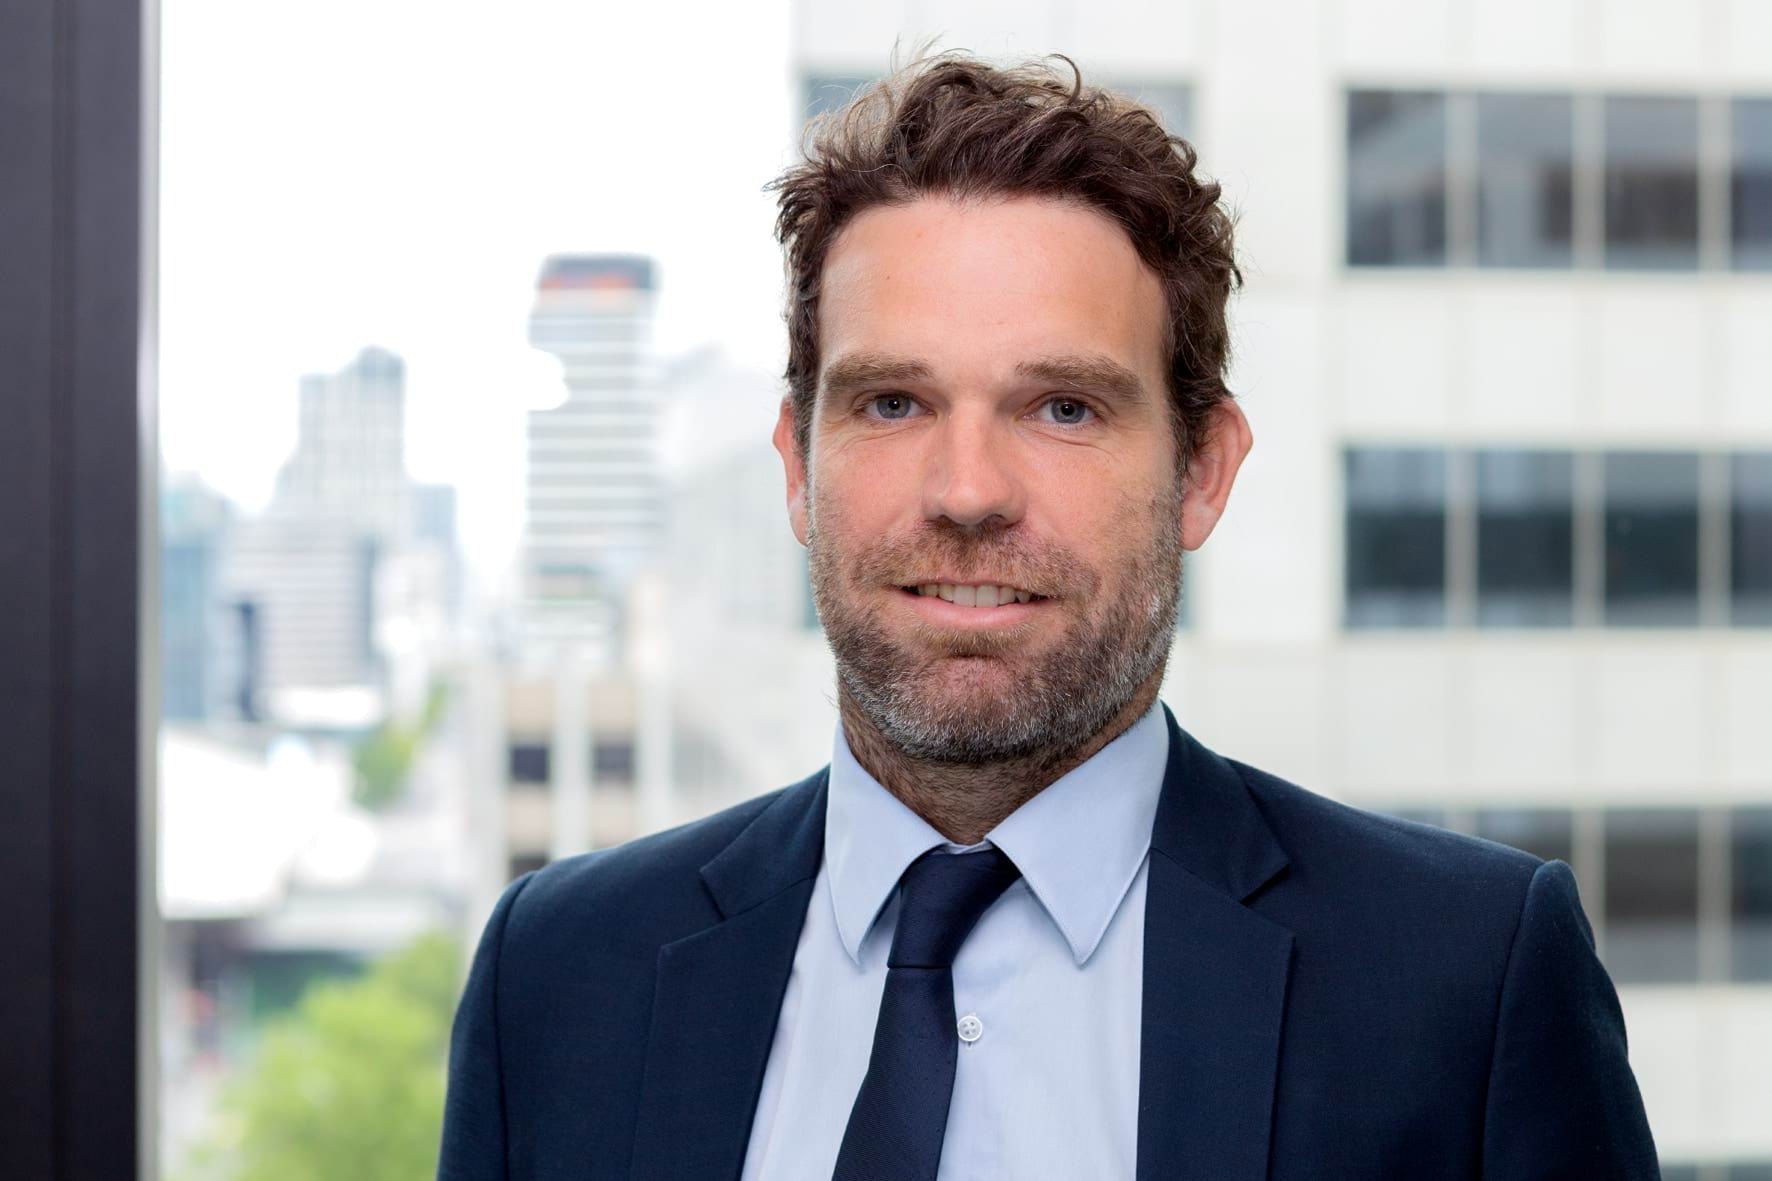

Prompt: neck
[{"left": 837, "top": 670, "right": 1165, "bottom": 846}]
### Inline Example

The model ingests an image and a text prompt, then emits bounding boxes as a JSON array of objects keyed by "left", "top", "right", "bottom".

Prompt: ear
[
  {"left": 773, "top": 395, "right": 810, "bottom": 546},
  {"left": 1180, "top": 400, "right": 1253, "bottom": 551}
]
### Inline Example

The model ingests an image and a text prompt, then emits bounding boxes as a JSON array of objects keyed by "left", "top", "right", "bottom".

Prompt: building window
[
  {"left": 1734, "top": 808, "right": 1772, "bottom": 983},
  {"left": 1345, "top": 88, "right": 1772, "bottom": 271},
  {"left": 1603, "top": 451, "right": 1701, "bottom": 626},
  {"left": 1476, "top": 93, "right": 1575, "bottom": 268},
  {"left": 1602, "top": 96, "right": 1701, "bottom": 270},
  {"left": 1345, "top": 447, "right": 1772, "bottom": 630},
  {"left": 508, "top": 742, "right": 550, "bottom": 784},
  {"left": 1476, "top": 450, "right": 1575, "bottom": 626},
  {"left": 1603, "top": 807, "right": 1701, "bottom": 984},
  {"left": 1476, "top": 809, "right": 1576, "bottom": 867},
  {"left": 592, "top": 738, "right": 635, "bottom": 786},
  {"left": 1345, "top": 448, "right": 1447, "bottom": 627},
  {"left": 1346, "top": 90, "right": 1448, "bottom": 266},
  {"left": 1733, "top": 98, "right": 1772, "bottom": 270},
  {"left": 1733, "top": 453, "right": 1772, "bottom": 626}
]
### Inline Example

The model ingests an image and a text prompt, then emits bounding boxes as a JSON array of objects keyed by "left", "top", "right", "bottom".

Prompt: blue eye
[
  {"left": 1043, "top": 397, "right": 1094, "bottom": 426},
  {"left": 870, "top": 394, "right": 919, "bottom": 420}
]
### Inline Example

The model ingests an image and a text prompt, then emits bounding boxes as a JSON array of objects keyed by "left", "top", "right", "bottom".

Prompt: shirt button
[{"left": 956, "top": 1013, "right": 984, "bottom": 1044}]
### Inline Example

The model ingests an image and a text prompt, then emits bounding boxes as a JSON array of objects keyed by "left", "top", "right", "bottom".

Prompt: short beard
[{"left": 807, "top": 477, "right": 1184, "bottom": 766}]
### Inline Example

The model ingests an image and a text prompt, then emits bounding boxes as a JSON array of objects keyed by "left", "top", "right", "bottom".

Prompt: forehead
[{"left": 816, "top": 194, "right": 1168, "bottom": 385}]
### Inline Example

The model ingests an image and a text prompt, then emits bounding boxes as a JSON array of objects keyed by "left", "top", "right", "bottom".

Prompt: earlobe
[
  {"left": 772, "top": 397, "right": 811, "bottom": 546},
  {"left": 1179, "top": 401, "right": 1253, "bottom": 551}
]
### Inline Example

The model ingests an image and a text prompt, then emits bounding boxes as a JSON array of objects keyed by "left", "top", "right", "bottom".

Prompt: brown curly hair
[{"left": 769, "top": 50, "right": 1241, "bottom": 472}]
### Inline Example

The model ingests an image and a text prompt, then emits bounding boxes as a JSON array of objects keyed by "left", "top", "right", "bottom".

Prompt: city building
[
  {"left": 220, "top": 346, "right": 463, "bottom": 730},
  {"left": 520, "top": 253, "right": 664, "bottom": 664}
]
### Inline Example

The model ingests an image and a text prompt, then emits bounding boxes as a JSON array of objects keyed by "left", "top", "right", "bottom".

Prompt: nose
[{"left": 920, "top": 405, "right": 1026, "bottom": 530}]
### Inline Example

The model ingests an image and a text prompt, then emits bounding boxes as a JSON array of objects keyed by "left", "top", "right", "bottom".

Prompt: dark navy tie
[{"left": 831, "top": 845, "right": 1024, "bottom": 1181}]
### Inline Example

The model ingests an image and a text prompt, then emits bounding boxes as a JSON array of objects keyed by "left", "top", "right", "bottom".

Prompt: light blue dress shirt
[{"left": 739, "top": 701, "right": 1170, "bottom": 1180}]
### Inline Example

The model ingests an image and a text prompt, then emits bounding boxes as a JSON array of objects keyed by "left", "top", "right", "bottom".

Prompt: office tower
[
  {"left": 222, "top": 346, "right": 415, "bottom": 728},
  {"left": 520, "top": 254, "right": 662, "bottom": 663}
]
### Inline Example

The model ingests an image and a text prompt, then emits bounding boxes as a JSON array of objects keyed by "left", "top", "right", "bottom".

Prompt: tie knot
[{"left": 887, "top": 845, "right": 1023, "bottom": 969}]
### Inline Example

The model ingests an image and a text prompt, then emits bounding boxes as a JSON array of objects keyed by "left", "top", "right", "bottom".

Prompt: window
[
  {"left": 1476, "top": 450, "right": 1575, "bottom": 626},
  {"left": 1733, "top": 453, "right": 1772, "bottom": 626},
  {"left": 1603, "top": 452, "right": 1701, "bottom": 626},
  {"left": 1346, "top": 88, "right": 1772, "bottom": 271},
  {"left": 1476, "top": 809, "right": 1576, "bottom": 867},
  {"left": 592, "top": 738, "right": 636, "bottom": 786},
  {"left": 508, "top": 742, "right": 550, "bottom": 784},
  {"left": 1604, "top": 808, "right": 1701, "bottom": 984},
  {"left": 1345, "top": 448, "right": 1447, "bottom": 627},
  {"left": 1603, "top": 96, "right": 1701, "bottom": 270},
  {"left": 1734, "top": 808, "right": 1772, "bottom": 982},
  {"left": 1732, "top": 98, "right": 1772, "bottom": 270},
  {"left": 1476, "top": 93, "right": 1575, "bottom": 268},
  {"left": 1346, "top": 90, "right": 1448, "bottom": 266}
]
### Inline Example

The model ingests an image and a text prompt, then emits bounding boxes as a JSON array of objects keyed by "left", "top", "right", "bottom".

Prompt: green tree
[
  {"left": 185, "top": 931, "right": 462, "bottom": 1181},
  {"left": 352, "top": 679, "right": 453, "bottom": 811}
]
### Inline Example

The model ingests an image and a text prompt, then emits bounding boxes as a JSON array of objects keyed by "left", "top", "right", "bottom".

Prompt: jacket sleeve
[
  {"left": 1481, "top": 858, "right": 1661, "bottom": 1179},
  {"left": 437, "top": 871, "right": 537, "bottom": 1181}
]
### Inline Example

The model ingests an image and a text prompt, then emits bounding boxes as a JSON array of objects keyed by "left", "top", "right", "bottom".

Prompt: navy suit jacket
[{"left": 438, "top": 707, "right": 1660, "bottom": 1179}]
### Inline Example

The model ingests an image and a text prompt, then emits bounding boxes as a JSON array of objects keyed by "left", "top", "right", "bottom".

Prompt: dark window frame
[{"left": 0, "top": 0, "right": 148, "bottom": 1175}]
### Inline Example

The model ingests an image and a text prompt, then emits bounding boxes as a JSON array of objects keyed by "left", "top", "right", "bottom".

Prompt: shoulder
[
  {"left": 498, "top": 773, "right": 818, "bottom": 957},
  {"left": 1223, "top": 753, "right": 1547, "bottom": 938}
]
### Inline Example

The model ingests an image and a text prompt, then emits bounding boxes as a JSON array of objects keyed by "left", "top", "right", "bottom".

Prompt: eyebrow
[
  {"left": 1015, "top": 354, "right": 1150, "bottom": 407},
  {"left": 819, "top": 351, "right": 1149, "bottom": 407},
  {"left": 819, "top": 353, "right": 934, "bottom": 398}
]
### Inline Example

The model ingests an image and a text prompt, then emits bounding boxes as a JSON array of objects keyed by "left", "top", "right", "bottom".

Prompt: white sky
[{"left": 158, "top": 0, "right": 800, "bottom": 569}]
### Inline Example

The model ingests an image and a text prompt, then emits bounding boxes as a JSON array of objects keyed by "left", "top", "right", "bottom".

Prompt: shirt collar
[{"left": 824, "top": 699, "right": 1170, "bottom": 968}]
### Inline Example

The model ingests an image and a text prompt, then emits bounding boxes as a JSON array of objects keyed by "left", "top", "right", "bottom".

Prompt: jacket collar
[
  {"left": 823, "top": 699, "right": 1170, "bottom": 967},
  {"left": 631, "top": 703, "right": 1294, "bottom": 1180}
]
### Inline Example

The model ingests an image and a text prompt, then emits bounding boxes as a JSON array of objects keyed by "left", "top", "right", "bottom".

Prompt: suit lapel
[
  {"left": 1138, "top": 708, "right": 1295, "bottom": 1181},
  {"left": 629, "top": 771, "right": 828, "bottom": 1181}
]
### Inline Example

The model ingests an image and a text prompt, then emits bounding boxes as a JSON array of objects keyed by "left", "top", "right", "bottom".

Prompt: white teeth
[{"left": 918, "top": 583, "right": 1039, "bottom": 607}]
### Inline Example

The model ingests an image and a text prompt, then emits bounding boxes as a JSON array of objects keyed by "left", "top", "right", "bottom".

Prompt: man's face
[{"left": 776, "top": 194, "right": 1217, "bottom": 763}]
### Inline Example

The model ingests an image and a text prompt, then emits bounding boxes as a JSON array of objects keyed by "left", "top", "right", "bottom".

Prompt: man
[{"left": 439, "top": 53, "right": 1659, "bottom": 1179}]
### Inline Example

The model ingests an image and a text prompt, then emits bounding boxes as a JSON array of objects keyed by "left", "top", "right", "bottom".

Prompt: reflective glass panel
[
  {"left": 1733, "top": 453, "right": 1772, "bottom": 626},
  {"left": 1347, "top": 90, "right": 1448, "bottom": 266},
  {"left": 1733, "top": 98, "right": 1772, "bottom": 270},
  {"left": 1476, "top": 450, "right": 1575, "bottom": 626},
  {"left": 1603, "top": 95, "right": 1701, "bottom": 270},
  {"left": 1734, "top": 808, "right": 1772, "bottom": 982},
  {"left": 1345, "top": 449, "right": 1447, "bottom": 627},
  {"left": 1603, "top": 452, "right": 1701, "bottom": 626},
  {"left": 1476, "top": 93, "right": 1575, "bottom": 268},
  {"left": 1603, "top": 807, "right": 1701, "bottom": 984}
]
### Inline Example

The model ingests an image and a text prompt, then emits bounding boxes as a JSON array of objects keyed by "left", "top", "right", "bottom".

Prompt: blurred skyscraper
[
  {"left": 520, "top": 254, "right": 662, "bottom": 664},
  {"left": 222, "top": 346, "right": 452, "bottom": 729}
]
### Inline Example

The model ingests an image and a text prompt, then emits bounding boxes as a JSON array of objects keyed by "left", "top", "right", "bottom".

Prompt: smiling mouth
[{"left": 899, "top": 583, "right": 1047, "bottom": 608}]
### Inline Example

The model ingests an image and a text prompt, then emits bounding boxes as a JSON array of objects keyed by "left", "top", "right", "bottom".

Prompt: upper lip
[{"left": 901, "top": 579, "right": 1045, "bottom": 596}]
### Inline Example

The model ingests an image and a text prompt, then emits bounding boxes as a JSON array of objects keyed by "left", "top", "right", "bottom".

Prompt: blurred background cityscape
[{"left": 155, "top": 1, "right": 1772, "bottom": 1177}]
